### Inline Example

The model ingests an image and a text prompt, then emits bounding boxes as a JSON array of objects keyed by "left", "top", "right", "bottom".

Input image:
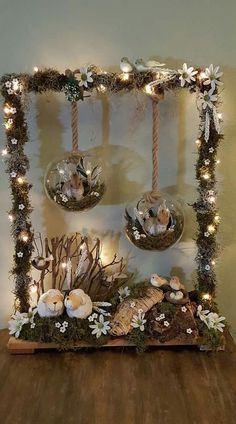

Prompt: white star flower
[
  {"left": 11, "top": 138, "right": 18, "bottom": 144},
  {"left": 130, "top": 301, "right": 136, "bottom": 308},
  {"left": 204, "top": 159, "right": 210, "bottom": 165},
  {"left": 156, "top": 313, "right": 165, "bottom": 321},
  {"left": 30, "top": 323, "right": 36, "bottom": 329},
  {"left": 181, "top": 306, "right": 187, "bottom": 313},
  {"left": 75, "top": 67, "right": 93, "bottom": 88},
  {"left": 209, "top": 147, "right": 214, "bottom": 153},
  {"left": 199, "top": 88, "right": 217, "bottom": 109},
  {"left": 89, "top": 314, "right": 111, "bottom": 338},
  {"left": 131, "top": 311, "right": 146, "bottom": 332},
  {"left": 55, "top": 322, "right": 61, "bottom": 328},
  {"left": 17, "top": 252, "right": 23, "bottom": 258},
  {"left": 10, "top": 171, "right": 17, "bottom": 178},
  {"left": 5, "top": 81, "right": 12, "bottom": 88},
  {"left": 19, "top": 204, "right": 25, "bottom": 210},
  {"left": 7, "top": 89, "right": 14, "bottom": 95},
  {"left": 163, "top": 320, "right": 170, "bottom": 327},
  {"left": 60, "top": 326, "right": 66, "bottom": 333},
  {"left": 204, "top": 232, "right": 210, "bottom": 238},
  {"left": 178, "top": 63, "right": 198, "bottom": 87},
  {"left": 186, "top": 328, "right": 193, "bottom": 334},
  {"left": 62, "top": 321, "right": 69, "bottom": 327},
  {"left": 203, "top": 65, "right": 223, "bottom": 91}
]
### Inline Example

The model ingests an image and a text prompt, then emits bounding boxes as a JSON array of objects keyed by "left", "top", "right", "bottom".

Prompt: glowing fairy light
[
  {"left": 211, "top": 260, "right": 216, "bottom": 266},
  {"left": 61, "top": 262, "right": 67, "bottom": 269},
  {"left": 199, "top": 71, "right": 206, "bottom": 80},
  {"left": 217, "top": 113, "right": 223, "bottom": 120},
  {"left": 121, "top": 72, "right": 129, "bottom": 81},
  {"left": 216, "top": 159, "right": 221, "bottom": 164},
  {"left": 30, "top": 285, "right": 37, "bottom": 294},
  {"left": 208, "top": 196, "right": 216, "bottom": 203},
  {"left": 98, "top": 84, "right": 106, "bottom": 93},
  {"left": 1, "top": 148, "right": 8, "bottom": 156},
  {"left": 195, "top": 139, "right": 201, "bottom": 146},
  {"left": 5, "top": 122, "right": 12, "bottom": 130},
  {"left": 4, "top": 106, "right": 11, "bottom": 114},
  {"left": 207, "top": 224, "right": 216, "bottom": 234},
  {"left": 33, "top": 66, "right": 39, "bottom": 72},
  {"left": 8, "top": 214, "right": 14, "bottom": 222},
  {"left": 17, "top": 177, "right": 24, "bottom": 184},
  {"left": 202, "top": 172, "right": 210, "bottom": 180},
  {"left": 202, "top": 293, "right": 211, "bottom": 301},
  {"left": 214, "top": 214, "right": 220, "bottom": 223},
  {"left": 144, "top": 84, "right": 153, "bottom": 95}
]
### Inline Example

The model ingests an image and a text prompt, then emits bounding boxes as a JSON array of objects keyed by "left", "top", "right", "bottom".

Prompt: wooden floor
[{"left": 0, "top": 330, "right": 236, "bottom": 424}]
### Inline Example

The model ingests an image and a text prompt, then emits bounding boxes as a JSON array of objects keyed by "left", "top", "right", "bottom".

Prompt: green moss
[
  {"left": 126, "top": 328, "right": 148, "bottom": 354},
  {"left": 158, "top": 302, "right": 177, "bottom": 318},
  {"left": 197, "top": 320, "right": 222, "bottom": 351}
]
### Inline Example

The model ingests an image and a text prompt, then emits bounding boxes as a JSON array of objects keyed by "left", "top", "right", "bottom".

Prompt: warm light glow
[
  {"left": 59, "top": 169, "right": 64, "bottom": 175},
  {"left": 98, "top": 84, "right": 106, "bottom": 93},
  {"left": 61, "top": 262, "right": 67, "bottom": 269},
  {"left": 121, "top": 72, "right": 129, "bottom": 81},
  {"left": 214, "top": 214, "right": 220, "bottom": 223},
  {"left": 33, "top": 66, "right": 39, "bottom": 72},
  {"left": 202, "top": 293, "right": 211, "bottom": 301},
  {"left": 30, "top": 285, "right": 37, "bottom": 294},
  {"left": 216, "top": 159, "right": 221, "bottom": 164},
  {"left": 121, "top": 64, "right": 131, "bottom": 73},
  {"left": 207, "top": 224, "right": 216, "bottom": 234},
  {"left": 8, "top": 214, "right": 14, "bottom": 222},
  {"left": 144, "top": 84, "right": 153, "bottom": 95},
  {"left": 202, "top": 172, "right": 210, "bottom": 180},
  {"left": 195, "top": 139, "right": 201, "bottom": 146},
  {"left": 17, "top": 177, "right": 24, "bottom": 184},
  {"left": 208, "top": 196, "right": 216, "bottom": 203},
  {"left": 211, "top": 260, "right": 216, "bottom": 266},
  {"left": 12, "top": 80, "right": 19, "bottom": 91},
  {"left": 22, "top": 234, "right": 29, "bottom": 242},
  {"left": 4, "top": 106, "right": 11, "bottom": 114},
  {"left": 1, "top": 148, "right": 8, "bottom": 156},
  {"left": 199, "top": 71, "right": 206, "bottom": 80},
  {"left": 217, "top": 113, "right": 223, "bottom": 120},
  {"left": 5, "top": 122, "right": 11, "bottom": 130}
]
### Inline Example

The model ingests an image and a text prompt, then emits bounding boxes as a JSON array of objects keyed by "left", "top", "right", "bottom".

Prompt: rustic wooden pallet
[{"left": 7, "top": 336, "right": 225, "bottom": 354}]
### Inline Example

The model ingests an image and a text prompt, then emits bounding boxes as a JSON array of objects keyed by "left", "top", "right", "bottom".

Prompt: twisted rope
[
  {"left": 144, "top": 98, "right": 161, "bottom": 204},
  {"left": 71, "top": 101, "right": 79, "bottom": 152}
]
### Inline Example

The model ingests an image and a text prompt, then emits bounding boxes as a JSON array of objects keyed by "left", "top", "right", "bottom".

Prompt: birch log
[{"left": 109, "top": 287, "right": 164, "bottom": 336}]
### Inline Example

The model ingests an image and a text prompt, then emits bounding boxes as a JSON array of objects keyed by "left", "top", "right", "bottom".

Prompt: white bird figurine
[
  {"left": 150, "top": 274, "right": 168, "bottom": 288},
  {"left": 169, "top": 276, "right": 184, "bottom": 291},
  {"left": 120, "top": 57, "right": 133, "bottom": 73},
  {"left": 134, "top": 58, "right": 165, "bottom": 72},
  {"left": 32, "top": 254, "right": 54, "bottom": 271}
]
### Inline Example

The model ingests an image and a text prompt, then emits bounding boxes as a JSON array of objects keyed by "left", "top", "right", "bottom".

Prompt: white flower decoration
[
  {"left": 181, "top": 306, "right": 187, "bottom": 313},
  {"left": 89, "top": 314, "right": 111, "bottom": 338},
  {"left": 88, "top": 313, "right": 98, "bottom": 322},
  {"left": 131, "top": 311, "right": 146, "bottom": 332},
  {"left": 62, "top": 195, "right": 68, "bottom": 202},
  {"left": 197, "top": 305, "right": 210, "bottom": 325},
  {"left": 60, "top": 326, "right": 66, "bottom": 333},
  {"left": 204, "top": 232, "right": 210, "bottom": 238},
  {"left": 30, "top": 323, "right": 36, "bottom": 329},
  {"left": 178, "top": 63, "right": 197, "bottom": 87},
  {"left": 130, "top": 301, "right": 136, "bottom": 308},
  {"left": 156, "top": 313, "right": 165, "bottom": 321},
  {"left": 207, "top": 312, "right": 225, "bottom": 332},
  {"left": 118, "top": 286, "right": 130, "bottom": 302},
  {"left": 8, "top": 311, "right": 29, "bottom": 338},
  {"left": 134, "top": 234, "right": 141, "bottom": 240},
  {"left": 205, "top": 265, "right": 211, "bottom": 271},
  {"left": 186, "top": 328, "right": 193, "bottom": 334},
  {"left": 5, "top": 81, "right": 11, "bottom": 88},
  {"left": 55, "top": 322, "right": 61, "bottom": 328},
  {"left": 11, "top": 138, "right": 18, "bottom": 144},
  {"left": 17, "top": 252, "right": 23, "bottom": 258},
  {"left": 199, "top": 88, "right": 217, "bottom": 109},
  {"left": 8, "top": 118, "right": 13, "bottom": 124},
  {"left": 132, "top": 227, "right": 137, "bottom": 230},
  {"left": 19, "top": 204, "right": 25, "bottom": 210},
  {"left": 62, "top": 321, "right": 69, "bottom": 327},
  {"left": 163, "top": 320, "right": 170, "bottom": 327},
  {"left": 7, "top": 89, "right": 14, "bottom": 95},
  {"left": 209, "top": 147, "right": 214, "bottom": 153},
  {"left": 208, "top": 190, "right": 214, "bottom": 196},
  {"left": 10, "top": 171, "right": 17, "bottom": 178},
  {"left": 204, "top": 159, "right": 210, "bottom": 165},
  {"left": 75, "top": 67, "right": 93, "bottom": 88},
  {"left": 11, "top": 107, "right": 16, "bottom": 114},
  {"left": 203, "top": 65, "right": 223, "bottom": 91}
]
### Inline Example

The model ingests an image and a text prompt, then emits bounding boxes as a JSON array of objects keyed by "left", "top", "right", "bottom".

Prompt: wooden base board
[{"left": 7, "top": 336, "right": 225, "bottom": 354}]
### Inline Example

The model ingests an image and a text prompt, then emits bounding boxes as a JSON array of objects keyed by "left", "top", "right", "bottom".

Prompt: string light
[
  {"left": 21, "top": 232, "right": 29, "bottom": 242},
  {"left": 202, "top": 293, "right": 211, "bottom": 301},
  {"left": 144, "top": 84, "right": 153, "bottom": 95},
  {"left": 30, "top": 285, "right": 37, "bottom": 294},
  {"left": 61, "top": 262, "right": 67, "bottom": 269},
  {"left": 86, "top": 170, "right": 91, "bottom": 175},
  {"left": 33, "top": 66, "right": 39, "bottom": 72},
  {"left": 211, "top": 260, "right": 216, "bottom": 266},
  {"left": 214, "top": 214, "right": 220, "bottom": 223},
  {"left": 207, "top": 224, "right": 216, "bottom": 234},
  {"left": 195, "top": 139, "right": 201, "bottom": 146},
  {"left": 98, "top": 84, "right": 106, "bottom": 93},
  {"left": 199, "top": 71, "right": 206, "bottom": 80},
  {"left": 4, "top": 106, "right": 11, "bottom": 114},
  {"left": 216, "top": 159, "right": 221, "bottom": 164},
  {"left": 5, "top": 122, "right": 12, "bottom": 130},
  {"left": 17, "top": 177, "right": 24, "bottom": 184},
  {"left": 12, "top": 80, "right": 19, "bottom": 91},
  {"left": 8, "top": 214, "right": 14, "bottom": 222},
  {"left": 1, "top": 148, "right": 8, "bottom": 156},
  {"left": 208, "top": 196, "right": 216, "bottom": 203},
  {"left": 217, "top": 113, "right": 223, "bottom": 120},
  {"left": 121, "top": 72, "right": 129, "bottom": 81},
  {"left": 202, "top": 172, "right": 210, "bottom": 180}
]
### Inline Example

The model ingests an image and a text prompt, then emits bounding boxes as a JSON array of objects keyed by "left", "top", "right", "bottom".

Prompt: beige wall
[{"left": 0, "top": 0, "right": 235, "bottom": 339}]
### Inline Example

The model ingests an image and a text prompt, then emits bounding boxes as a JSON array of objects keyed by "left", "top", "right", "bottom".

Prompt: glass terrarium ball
[
  {"left": 44, "top": 151, "right": 106, "bottom": 211},
  {"left": 124, "top": 192, "right": 184, "bottom": 251}
]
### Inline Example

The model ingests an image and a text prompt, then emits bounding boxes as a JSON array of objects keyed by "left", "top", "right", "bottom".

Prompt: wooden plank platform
[{"left": 7, "top": 336, "right": 225, "bottom": 354}]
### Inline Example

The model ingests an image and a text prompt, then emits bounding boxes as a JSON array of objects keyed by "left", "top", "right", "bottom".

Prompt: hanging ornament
[
  {"left": 44, "top": 100, "right": 105, "bottom": 211},
  {"left": 124, "top": 99, "right": 184, "bottom": 251}
]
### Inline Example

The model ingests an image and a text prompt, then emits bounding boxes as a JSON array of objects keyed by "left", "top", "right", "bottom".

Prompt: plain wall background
[{"left": 0, "top": 0, "right": 235, "bottom": 339}]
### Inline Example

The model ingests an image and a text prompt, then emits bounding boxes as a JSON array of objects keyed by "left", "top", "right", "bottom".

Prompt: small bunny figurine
[{"left": 62, "top": 173, "right": 84, "bottom": 201}]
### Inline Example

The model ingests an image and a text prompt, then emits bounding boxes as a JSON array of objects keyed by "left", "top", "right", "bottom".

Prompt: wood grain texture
[{"left": 1, "top": 330, "right": 236, "bottom": 424}]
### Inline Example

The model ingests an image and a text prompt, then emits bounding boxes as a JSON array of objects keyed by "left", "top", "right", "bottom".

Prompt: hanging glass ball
[
  {"left": 44, "top": 151, "right": 106, "bottom": 211},
  {"left": 124, "top": 192, "right": 184, "bottom": 251}
]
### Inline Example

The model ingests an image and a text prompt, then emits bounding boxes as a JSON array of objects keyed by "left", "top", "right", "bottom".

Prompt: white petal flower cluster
[
  {"left": 131, "top": 310, "right": 146, "bottom": 332},
  {"left": 8, "top": 308, "right": 37, "bottom": 338},
  {"left": 89, "top": 314, "right": 111, "bottom": 338},
  {"left": 197, "top": 305, "right": 225, "bottom": 332},
  {"left": 118, "top": 286, "right": 130, "bottom": 302},
  {"left": 178, "top": 63, "right": 197, "bottom": 87}
]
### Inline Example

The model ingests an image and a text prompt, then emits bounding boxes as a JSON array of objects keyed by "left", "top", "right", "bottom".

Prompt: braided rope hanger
[
  {"left": 71, "top": 101, "right": 79, "bottom": 152},
  {"left": 143, "top": 96, "right": 162, "bottom": 204}
]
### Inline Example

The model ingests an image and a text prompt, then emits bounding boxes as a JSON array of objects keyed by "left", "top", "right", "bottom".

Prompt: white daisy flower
[
  {"left": 8, "top": 311, "right": 29, "bottom": 338},
  {"left": 209, "top": 147, "right": 214, "bottom": 153},
  {"left": 186, "top": 328, "right": 193, "bottom": 334},
  {"left": 163, "top": 321, "right": 170, "bottom": 327},
  {"left": 207, "top": 312, "right": 225, "bottom": 332},
  {"left": 19, "top": 204, "right": 25, "bottom": 210},
  {"left": 10, "top": 171, "right": 17, "bottom": 178},
  {"left": 199, "top": 88, "right": 217, "bottom": 109},
  {"left": 118, "top": 286, "right": 130, "bottom": 302},
  {"left": 204, "top": 232, "right": 210, "bottom": 238},
  {"left": 131, "top": 311, "right": 146, "bottom": 332},
  {"left": 197, "top": 305, "right": 210, "bottom": 325},
  {"left": 89, "top": 314, "right": 111, "bottom": 338},
  {"left": 55, "top": 322, "right": 61, "bottom": 328},
  {"left": 204, "top": 159, "right": 210, "bottom": 165},
  {"left": 134, "top": 234, "right": 141, "bottom": 240},
  {"left": 178, "top": 63, "right": 198, "bottom": 87},
  {"left": 203, "top": 65, "right": 223, "bottom": 91},
  {"left": 62, "top": 321, "right": 69, "bottom": 327},
  {"left": 7, "top": 89, "right": 14, "bottom": 95},
  {"left": 130, "top": 301, "right": 136, "bottom": 308},
  {"left": 60, "top": 326, "right": 66, "bottom": 333},
  {"left": 5, "top": 81, "right": 12, "bottom": 88},
  {"left": 30, "top": 323, "right": 36, "bottom": 329},
  {"left": 75, "top": 67, "right": 93, "bottom": 88},
  {"left": 11, "top": 138, "right": 18, "bottom": 144},
  {"left": 181, "top": 306, "right": 187, "bottom": 313},
  {"left": 17, "top": 252, "right": 23, "bottom": 258}
]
